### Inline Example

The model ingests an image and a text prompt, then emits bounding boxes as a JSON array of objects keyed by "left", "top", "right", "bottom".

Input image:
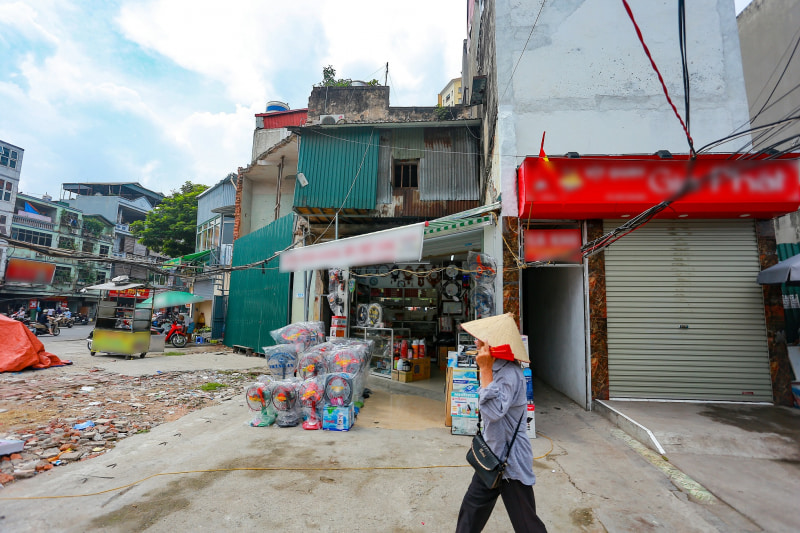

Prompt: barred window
[{"left": 11, "top": 227, "right": 52, "bottom": 247}]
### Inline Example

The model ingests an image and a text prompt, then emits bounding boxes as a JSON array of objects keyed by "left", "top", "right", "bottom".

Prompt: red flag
[{"left": 539, "top": 131, "right": 549, "bottom": 162}]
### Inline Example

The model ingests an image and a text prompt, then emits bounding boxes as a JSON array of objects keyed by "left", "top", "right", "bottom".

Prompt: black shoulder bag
[{"left": 466, "top": 408, "right": 526, "bottom": 489}]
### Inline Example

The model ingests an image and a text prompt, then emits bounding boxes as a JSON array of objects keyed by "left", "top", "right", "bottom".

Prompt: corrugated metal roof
[
  {"left": 256, "top": 109, "right": 308, "bottom": 129},
  {"left": 420, "top": 128, "right": 479, "bottom": 201},
  {"left": 197, "top": 180, "right": 236, "bottom": 224},
  {"left": 294, "top": 127, "right": 379, "bottom": 210}
]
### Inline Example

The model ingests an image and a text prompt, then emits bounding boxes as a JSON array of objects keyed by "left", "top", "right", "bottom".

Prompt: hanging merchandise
[
  {"left": 367, "top": 303, "right": 383, "bottom": 326},
  {"left": 390, "top": 264, "right": 401, "bottom": 283},
  {"left": 270, "top": 321, "right": 326, "bottom": 350},
  {"left": 245, "top": 382, "right": 276, "bottom": 427},
  {"left": 416, "top": 265, "right": 427, "bottom": 287},
  {"left": 324, "top": 373, "right": 354, "bottom": 407},
  {"left": 327, "top": 268, "right": 347, "bottom": 316},
  {"left": 299, "top": 378, "right": 323, "bottom": 430},
  {"left": 263, "top": 344, "right": 301, "bottom": 379},
  {"left": 428, "top": 267, "right": 440, "bottom": 285},
  {"left": 471, "top": 286, "right": 495, "bottom": 319},
  {"left": 445, "top": 263, "right": 459, "bottom": 280},
  {"left": 356, "top": 304, "right": 369, "bottom": 326},
  {"left": 272, "top": 381, "right": 300, "bottom": 427},
  {"left": 467, "top": 251, "right": 497, "bottom": 286},
  {"left": 443, "top": 280, "right": 461, "bottom": 300}
]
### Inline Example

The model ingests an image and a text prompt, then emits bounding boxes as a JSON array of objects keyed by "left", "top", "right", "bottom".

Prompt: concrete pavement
[{"left": 3, "top": 336, "right": 799, "bottom": 531}]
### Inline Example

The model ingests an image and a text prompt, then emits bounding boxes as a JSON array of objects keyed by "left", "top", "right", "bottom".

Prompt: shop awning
[
  {"left": 162, "top": 249, "right": 212, "bottom": 268},
  {"left": 424, "top": 214, "right": 494, "bottom": 237}
]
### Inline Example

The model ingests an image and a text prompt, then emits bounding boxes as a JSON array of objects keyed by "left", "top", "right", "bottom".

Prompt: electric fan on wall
[{"left": 467, "top": 252, "right": 497, "bottom": 286}]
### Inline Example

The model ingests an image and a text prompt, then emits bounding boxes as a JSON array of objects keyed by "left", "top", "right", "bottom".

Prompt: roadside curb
[{"left": 594, "top": 399, "right": 666, "bottom": 457}]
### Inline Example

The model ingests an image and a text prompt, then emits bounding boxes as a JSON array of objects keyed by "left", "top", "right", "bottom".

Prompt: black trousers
[{"left": 456, "top": 473, "right": 547, "bottom": 533}]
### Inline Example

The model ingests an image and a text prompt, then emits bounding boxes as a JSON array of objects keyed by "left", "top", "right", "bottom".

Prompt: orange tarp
[{"left": 0, "top": 314, "right": 69, "bottom": 372}]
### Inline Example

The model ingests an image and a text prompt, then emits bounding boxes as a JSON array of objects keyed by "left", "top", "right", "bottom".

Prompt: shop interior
[{"left": 343, "top": 247, "right": 495, "bottom": 393}]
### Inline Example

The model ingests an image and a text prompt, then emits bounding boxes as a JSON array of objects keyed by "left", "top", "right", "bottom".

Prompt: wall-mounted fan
[
  {"left": 444, "top": 263, "right": 459, "bottom": 279},
  {"left": 324, "top": 373, "right": 354, "bottom": 407},
  {"left": 471, "top": 286, "right": 495, "bottom": 319},
  {"left": 443, "top": 280, "right": 461, "bottom": 301},
  {"left": 468, "top": 252, "right": 497, "bottom": 286}
]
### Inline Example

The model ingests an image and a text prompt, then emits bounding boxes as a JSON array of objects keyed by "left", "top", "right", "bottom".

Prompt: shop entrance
[{"left": 522, "top": 265, "right": 589, "bottom": 409}]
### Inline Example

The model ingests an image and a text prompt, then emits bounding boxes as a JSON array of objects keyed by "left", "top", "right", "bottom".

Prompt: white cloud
[
  {"left": 0, "top": 1, "right": 61, "bottom": 45},
  {"left": 3, "top": 0, "right": 467, "bottom": 198}
]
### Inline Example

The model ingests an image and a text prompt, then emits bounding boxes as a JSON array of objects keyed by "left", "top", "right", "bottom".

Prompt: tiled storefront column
[
  {"left": 502, "top": 216, "right": 521, "bottom": 323},
  {"left": 756, "top": 219, "right": 793, "bottom": 406},
  {"left": 586, "top": 220, "right": 609, "bottom": 401}
]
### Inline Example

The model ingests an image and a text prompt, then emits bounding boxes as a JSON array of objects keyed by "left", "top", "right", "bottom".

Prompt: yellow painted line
[{"left": 611, "top": 429, "right": 717, "bottom": 505}]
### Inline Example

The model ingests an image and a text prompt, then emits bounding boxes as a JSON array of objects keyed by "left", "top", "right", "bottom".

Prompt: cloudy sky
[
  {"left": 1, "top": 0, "right": 754, "bottom": 200},
  {"left": 0, "top": 0, "right": 466, "bottom": 198}
]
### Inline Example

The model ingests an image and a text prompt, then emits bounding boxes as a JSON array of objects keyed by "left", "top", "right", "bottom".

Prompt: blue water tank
[{"left": 265, "top": 100, "right": 290, "bottom": 113}]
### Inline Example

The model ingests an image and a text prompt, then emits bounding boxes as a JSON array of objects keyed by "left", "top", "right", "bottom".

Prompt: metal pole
[{"left": 275, "top": 156, "right": 284, "bottom": 221}]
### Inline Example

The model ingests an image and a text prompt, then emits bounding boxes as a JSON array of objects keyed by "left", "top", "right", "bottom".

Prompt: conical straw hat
[{"left": 460, "top": 313, "right": 529, "bottom": 363}]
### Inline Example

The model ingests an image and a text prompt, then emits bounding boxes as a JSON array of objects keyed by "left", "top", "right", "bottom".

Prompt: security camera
[{"left": 297, "top": 173, "right": 309, "bottom": 187}]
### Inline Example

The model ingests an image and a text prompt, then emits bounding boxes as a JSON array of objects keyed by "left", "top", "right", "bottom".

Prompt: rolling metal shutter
[{"left": 603, "top": 219, "right": 772, "bottom": 402}]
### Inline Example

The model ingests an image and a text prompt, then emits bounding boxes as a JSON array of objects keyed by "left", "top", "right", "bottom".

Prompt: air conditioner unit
[{"left": 319, "top": 114, "right": 345, "bottom": 125}]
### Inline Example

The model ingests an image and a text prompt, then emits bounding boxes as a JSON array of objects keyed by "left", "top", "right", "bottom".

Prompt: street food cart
[{"left": 85, "top": 277, "right": 165, "bottom": 359}]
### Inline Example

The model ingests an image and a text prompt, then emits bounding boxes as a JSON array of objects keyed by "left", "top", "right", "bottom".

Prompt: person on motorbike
[{"left": 38, "top": 312, "right": 52, "bottom": 334}]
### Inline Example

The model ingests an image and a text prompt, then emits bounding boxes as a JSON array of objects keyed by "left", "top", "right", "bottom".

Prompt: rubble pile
[{"left": 0, "top": 367, "right": 264, "bottom": 486}]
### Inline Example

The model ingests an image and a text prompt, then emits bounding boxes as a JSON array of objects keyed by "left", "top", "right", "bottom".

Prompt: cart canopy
[{"left": 0, "top": 314, "right": 69, "bottom": 372}]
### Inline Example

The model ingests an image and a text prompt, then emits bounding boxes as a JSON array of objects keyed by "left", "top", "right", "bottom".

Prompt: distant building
[
  {"left": 438, "top": 77, "right": 463, "bottom": 107},
  {"left": 2, "top": 192, "right": 113, "bottom": 317},
  {"left": 0, "top": 140, "right": 22, "bottom": 284},
  {"left": 61, "top": 182, "right": 164, "bottom": 281}
]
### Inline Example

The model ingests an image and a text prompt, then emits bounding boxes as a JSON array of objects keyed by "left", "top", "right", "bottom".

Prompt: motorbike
[
  {"left": 29, "top": 318, "right": 60, "bottom": 337},
  {"left": 164, "top": 320, "right": 188, "bottom": 348},
  {"left": 55, "top": 315, "right": 74, "bottom": 328},
  {"left": 76, "top": 313, "right": 89, "bottom": 325}
]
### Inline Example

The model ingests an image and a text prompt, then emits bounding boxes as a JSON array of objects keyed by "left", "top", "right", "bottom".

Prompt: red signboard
[
  {"left": 4, "top": 258, "right": 56, "bottom": 284},
  {"left": 524, "top": 229, "right": 582, "bottom": 262},
  {"left": 109, "top": 288, "right": 151, "bottom": 300},
  {"left": 518, "top": 154, "right": 800, "bottom": 219}
]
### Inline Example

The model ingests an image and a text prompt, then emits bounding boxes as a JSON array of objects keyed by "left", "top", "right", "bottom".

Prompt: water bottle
[{"left": 523, "top": 365, "right": 534, "bottom": 403}]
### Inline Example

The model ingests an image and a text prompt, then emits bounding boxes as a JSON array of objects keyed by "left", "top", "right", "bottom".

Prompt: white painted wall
[
  {"left": 493, "top": 0, "right": 752, "bottom": 216},
  {"left": 523, "top": 265, "right": 588, "bottom": 408}
]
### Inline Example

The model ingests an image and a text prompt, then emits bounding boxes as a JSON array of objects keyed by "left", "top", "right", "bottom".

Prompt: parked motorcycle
[
  {"left": 76, "top": 313, "right": 89, "bottom": 325},
  {"left": 164, "top": 320, "right": 188, "bottom": 348}
]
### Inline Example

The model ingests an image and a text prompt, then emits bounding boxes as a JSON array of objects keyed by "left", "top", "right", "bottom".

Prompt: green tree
[
  {"left": 130, "top": 181, "right": 208, "bottom": 257},
  {"left": 316, "top": 65, "right": 379, "bottom": 87}
]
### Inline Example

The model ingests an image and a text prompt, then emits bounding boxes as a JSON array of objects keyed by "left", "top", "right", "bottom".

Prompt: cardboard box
[
  {"left": 411, "top": 357, "right": 430, "bottom": 380},
  {"left": 392, "top": 369, "right": 398, "bottom": 381},
  {"left": 452, "top": 368, "right": 479, "bottom": 392},
  {"left": 398, "top": 370, "right": 413, "bottom": 383},
  {"left": 322, "top": 404, "right": 354, "bottom": 431},
  {"left": 451, "top": 415, "right": 479, "bottom": 436},
  {"left": 451, "top": 392, "right": 480, "bottom": 417}
]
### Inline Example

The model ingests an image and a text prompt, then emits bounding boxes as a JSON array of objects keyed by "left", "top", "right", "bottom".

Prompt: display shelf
[{"left": 353, "top": 327, "right": 410, "bottom": 379}]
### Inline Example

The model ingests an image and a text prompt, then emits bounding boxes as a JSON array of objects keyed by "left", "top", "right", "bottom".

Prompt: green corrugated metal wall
[
  {"left": 294, "top": 127, "right": 379, "bottom": 209},
  {"left": 778, "top": 243, "right": 800, "bottom": 343},
  {"left": 224, "top": 214, "right": 294, "bottom": 351}
]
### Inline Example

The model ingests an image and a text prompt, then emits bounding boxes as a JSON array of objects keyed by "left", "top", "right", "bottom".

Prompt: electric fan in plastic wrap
[
  {"left": 471, "top": 285, "right": 495, "bottom": 319},
  {"left": 299, "top": 378, "right": 323, "bottom": 430},
  {"left": 264, "top": 344, "right": 300, "bottom": 379},
  {"left": 272, "top": 381, "right": 300, "bottom": 427},
  {"left": 356, "top": 304, "right": 369, "bottom": 327},
  {"left": 330, "top": 348, "right": 363, "bottom": 375},
  {"left": 297, "top": 352, "right": 329, "bottom": 380},
  {"left": 245, "top": 382, "right": 276, "bottom": 427},
  {"left": 467, "top": 251, "right": 497, "bottom": 286},
  {"left": 323, "top": 373, "right": 354, "bottom": 407}
]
